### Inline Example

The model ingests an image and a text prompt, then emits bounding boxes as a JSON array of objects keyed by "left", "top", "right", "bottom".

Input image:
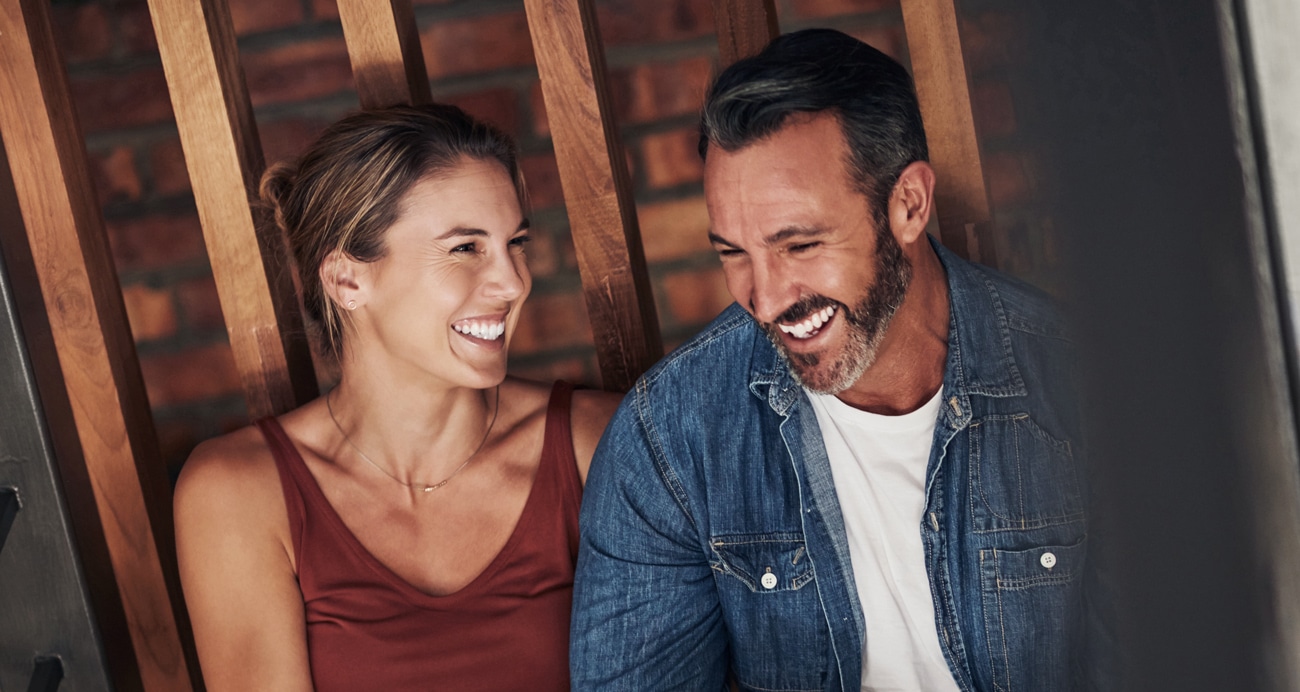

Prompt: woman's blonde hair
[{"left": 260, "top": 103, "right": 524, "bottom": 355}]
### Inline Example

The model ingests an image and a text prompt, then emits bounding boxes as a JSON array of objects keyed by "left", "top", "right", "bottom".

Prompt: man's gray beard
[{"left": 761, "top": 228, "right": 912, "bottom": 395}]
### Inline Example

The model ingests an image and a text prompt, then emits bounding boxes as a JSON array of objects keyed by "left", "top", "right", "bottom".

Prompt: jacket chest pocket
[
  {"left": 711, "top": 533, "right": 827, "bottom": 692},
  {"left": 969, "top": 413, "right": 1083, "bottom": 533},
  {"left": 979, "top": 538, "right": 1085, "bottom": 692}
]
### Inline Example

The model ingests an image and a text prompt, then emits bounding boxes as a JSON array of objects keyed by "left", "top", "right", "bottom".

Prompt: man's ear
[
  {"left": 887, "top": 161, "right": 936, "bottom": 247},
  {"left": 320, "top": 248, "right": 365, "bottom": 312}
]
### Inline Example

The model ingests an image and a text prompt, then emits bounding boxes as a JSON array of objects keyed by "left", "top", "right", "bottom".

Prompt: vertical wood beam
[
  {"left": 148, "top": 0, "right": 319, "bottom": 419},
  {"left": 901, "top": 0, "right": 997, "bottom": 266},
  {"left": 337, "top": 0, "right": 431, "bottom": 108},
  {"left": 710, "top": 0, "right": 779, "bottom": 67},
  {"left": 523, "top": 0, "right": 662, "bottom": 392},
  {"left": 0, "top": 0, "right": 198, "bottom": 688}
]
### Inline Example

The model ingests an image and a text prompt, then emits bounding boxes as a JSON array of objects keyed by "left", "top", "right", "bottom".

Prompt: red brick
[
  {"left": 446, "top": 88, "right": 522, "bottom": 140},
  {"left": 519, "top": 221, "right": 562, "bottom": 278},
  {"left": 640, "top": 128, "right": 703, "bottom": 189},
  {"left": 520, "top": 153, "right": 565, "bottom": 211},
  {"left": 230, "top": 0, "right": 305, "bottom": 36},
  {"left": 119, "top": 2, "right": 158, "bottom": 56},
  {"left": 149, "top": 138, "right": 193, "bottom": 197},
  {"left": 105, "top": 212, "right": 208, "bottom": 271},
  {"left": 661, "top": 266, "right": 734, "bottom": 326},
  {"left": 789, "top": 0, "right": 898, "bottom": 19},
  {"left": 70, "top": 67, "right": 175, "bottom": 133},
  {"left": 985, "top": 151, "right": 1030, "bottom": 208},
  {"left": 529, "top": 81, "right": 550, "bottom": 137},
  {"left": 52, "top": 4, "right": 113, "bottom": 64},
  {"left": 596, "top": 0, "right": 713, "bottom": 46},
  {"left": 608, "top": 57, "right": 713, "bottom": 126},
  {"left": 122, "top": 283, "right": 178, "bottom": 342},
  {"left": 139, "top": 342, "right": 242, "bottom": 407},
  {"left": 959, "top": 12, "right": 1022, "bottom": 73},
  {"left": 421, "top": 11, "right": 535, "bottom": 80},
  {"left": 257, "top": 117, "right": 332, "bottom": 167},
  {"left": 637, "top": 195, "right": 712, "bottom": 263},
  {"left": 176, "top": 276, "right": 227, "bottom": 332},
  {"left": 243, "top": 38, "right": 354, "bottom": 108},
  {"left": 844, "top": 24, "right": 905, "bottom": 61},
  {"left": 508, "top": 355, "right": 597, "bottom": 389},
  {"left": 92, "top": 146, "right": 144, "bottom": 205},
  {"left": 310, "top": 0, "right": 338, "bottom": 20},
  {"left": 510, "top": 290, "right": 592, "bottom": 354},
  {"left": 971, "top": 79, "right": 1017, "bottom": 139}
]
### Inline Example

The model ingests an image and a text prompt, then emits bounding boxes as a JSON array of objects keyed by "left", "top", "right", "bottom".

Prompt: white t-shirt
[{"left": 806, "top": 388, "right": 960, "bottom": 692}]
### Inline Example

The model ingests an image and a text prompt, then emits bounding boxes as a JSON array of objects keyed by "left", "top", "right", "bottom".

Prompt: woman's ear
[
  {"left": 320, "top": 248, "right": 365, "bottom": 312},
  {"left": 887, "top": 160, "right": 936, "bottom": 247}
]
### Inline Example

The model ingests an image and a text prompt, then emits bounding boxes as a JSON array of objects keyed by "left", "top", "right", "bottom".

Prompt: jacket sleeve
[{"left": 570, "top": 387, "right": 729, "bottom": 691}]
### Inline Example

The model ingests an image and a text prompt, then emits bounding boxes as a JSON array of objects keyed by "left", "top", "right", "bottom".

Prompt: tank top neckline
[{"left": 256, "top": 381, "right": 577, "bottom": 608}]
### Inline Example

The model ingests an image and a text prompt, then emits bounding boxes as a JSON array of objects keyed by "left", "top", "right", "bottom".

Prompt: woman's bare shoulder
[
  {"left": 570, "top": 387, "right": 625, "bottom": 483},
  {"left": 174, "top": 422, "right": 283, "bottom": 523}
]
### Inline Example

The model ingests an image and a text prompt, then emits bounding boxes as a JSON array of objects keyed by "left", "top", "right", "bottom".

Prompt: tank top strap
[
  {"left": 539, "top": 380, "right": 583, "bottom": 529},
  {"left": 254, "top": 417, "right": 308, "bottom": 564}
]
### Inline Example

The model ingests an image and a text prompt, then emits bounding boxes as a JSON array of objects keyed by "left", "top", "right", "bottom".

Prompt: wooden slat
[
  {"left": 1, "top": 137, "right": 135, "bottom": 692},
  {"left": 710, "top": 0, "right": 779, "bottom": 66},
  {"left": 522, "top": 0, "right": 662, "bottom": 392},
  {"left": 337, "top": 0, "right": 431, "bottom": 108},
  {"left": 147, "top": 0, "right": 319, "bottom": 419},
  {"left": 0, "top": 0, "right": 198, "bottom": 688},
  {"left": 900, "top": 0, "right": 997, "bottom": 266}
]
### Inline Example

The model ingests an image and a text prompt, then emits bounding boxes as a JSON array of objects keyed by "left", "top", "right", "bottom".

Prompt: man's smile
[{"left": 778, "top": 305, "right": 837, "bottom": 340}]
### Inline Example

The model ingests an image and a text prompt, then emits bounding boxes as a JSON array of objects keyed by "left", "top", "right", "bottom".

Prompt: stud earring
[{"left": 346, "top": 300, "right": 357, "bottom": 310}]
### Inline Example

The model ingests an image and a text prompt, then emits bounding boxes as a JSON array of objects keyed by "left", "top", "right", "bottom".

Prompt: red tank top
[{"left": 255, "top": 381, "right": 580, "bottom": 692}]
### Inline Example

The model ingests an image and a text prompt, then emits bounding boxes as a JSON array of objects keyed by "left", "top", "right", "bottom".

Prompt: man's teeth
[
  {"left": 778, "top": 306, "right": 836, "bottom": 340},
  {"left": 453, "top": 321, "right": 505, "bottom": 340}
]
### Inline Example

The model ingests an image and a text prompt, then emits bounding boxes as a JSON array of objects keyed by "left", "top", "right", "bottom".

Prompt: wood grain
[
  {"left": 0, "top": 0, "right": 199, "bottom": 688},
  {"left": 523, "top": 0, "right": 662, "bottom": 392},
  {"left": 901, "top": 0, "right": 997, "bottom": 266},
  {"left": 147, "top": 0, "right": 319, "bottom": 418},
  {"left": 337, "top": 0, "right": 431, "bottom": 108},
  {"left": 710, "top": 0, "right": 779, "bottom": 67}
]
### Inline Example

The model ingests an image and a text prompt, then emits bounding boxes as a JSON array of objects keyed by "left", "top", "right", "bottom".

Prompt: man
[{"left": 572, "top": 28, "right": 1100, "bottom": 691}]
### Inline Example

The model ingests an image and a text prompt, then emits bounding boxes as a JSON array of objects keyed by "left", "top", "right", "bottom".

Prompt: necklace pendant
[{"left": 422, "top": 486, "right": 434, "bottom": 493}]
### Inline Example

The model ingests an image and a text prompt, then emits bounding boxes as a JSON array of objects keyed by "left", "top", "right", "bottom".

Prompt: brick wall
[{"left": 48, "top": 0, "right": 1045, "bottom": 475}]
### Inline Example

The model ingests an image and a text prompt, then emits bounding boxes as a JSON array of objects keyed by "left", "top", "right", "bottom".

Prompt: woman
[{"left": 174, "top": 103, "right": 621, "bottom": 691}]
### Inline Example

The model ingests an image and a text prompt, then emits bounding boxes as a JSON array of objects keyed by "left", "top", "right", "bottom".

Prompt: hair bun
[{"left": 259, "top": 161, "right": 298, "bottom": 234}]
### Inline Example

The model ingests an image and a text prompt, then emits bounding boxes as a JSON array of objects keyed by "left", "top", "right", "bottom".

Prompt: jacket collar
[{"left": 747, "top": 236, "right": 1027, "bottom": 416}]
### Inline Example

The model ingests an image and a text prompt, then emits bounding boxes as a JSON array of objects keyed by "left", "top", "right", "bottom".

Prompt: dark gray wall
[{"left": 1003, "top": 1, "right": 1300, "bottom": 689}]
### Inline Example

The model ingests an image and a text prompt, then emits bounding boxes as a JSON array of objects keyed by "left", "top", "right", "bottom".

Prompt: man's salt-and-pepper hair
[{"left": 698, "top": 28, "right": 929, "bottom": 221}]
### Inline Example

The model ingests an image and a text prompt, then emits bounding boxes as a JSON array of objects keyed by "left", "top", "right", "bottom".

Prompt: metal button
[
  {"left": 1040, "top": 551, "right": 1057, "bottom": 569},
  {"left": 761, "top": 570, "right": 778, "bottom": 590}
]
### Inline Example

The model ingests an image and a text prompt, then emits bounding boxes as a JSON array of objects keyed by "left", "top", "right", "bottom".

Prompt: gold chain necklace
[{"left": 325, "top": 385, "right": 500, "bottom": 493}]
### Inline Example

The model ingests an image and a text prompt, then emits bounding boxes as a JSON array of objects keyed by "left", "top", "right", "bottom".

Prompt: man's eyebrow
[
  {"left": 708, "top": 226, "right": 827, "bottom": 249},
  {"left": 764, "top": 226, "right": 827, "bottom": 246},
  {"left": 707, "top": 231, "right": 739, "bottom": 248}
]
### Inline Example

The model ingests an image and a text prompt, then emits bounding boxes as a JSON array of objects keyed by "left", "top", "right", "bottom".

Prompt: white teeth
[
  {"left": 777, "top": 305, "right": 836, "bottom": 340},
  {"left": 453, "top": 320, "right": 505, "bottom": 340}
]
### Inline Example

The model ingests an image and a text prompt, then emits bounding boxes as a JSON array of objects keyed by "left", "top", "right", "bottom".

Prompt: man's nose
[{"left": 749, "top": 255, "right": 799, "bottom": 324}]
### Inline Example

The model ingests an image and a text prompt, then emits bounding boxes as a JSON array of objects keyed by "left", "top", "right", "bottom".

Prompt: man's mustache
[{"left": 770, "top": 294, "right": 843, "bottom": 326}]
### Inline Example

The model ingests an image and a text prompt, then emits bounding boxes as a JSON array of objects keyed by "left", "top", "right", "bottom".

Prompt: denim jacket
[{"left": 571, "top": 242, "right": 1096, "bottom": 691}]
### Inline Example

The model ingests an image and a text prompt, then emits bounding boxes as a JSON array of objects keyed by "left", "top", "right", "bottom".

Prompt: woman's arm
[
  {"left": 569, "top": 389, "right": 625, "bottom": 485},
  {"left": 174, "top": 430, "right": 314, "bottom": 692}
]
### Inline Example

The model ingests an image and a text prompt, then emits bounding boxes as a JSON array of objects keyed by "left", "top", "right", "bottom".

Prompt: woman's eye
[
  {"left": 509, "top": 235, "right": 532, "bottom": 251},
  {"left": 451, "top": 242, "right": 477, "bottom": 254}
]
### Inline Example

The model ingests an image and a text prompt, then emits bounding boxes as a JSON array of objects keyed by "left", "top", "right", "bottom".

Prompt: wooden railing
[{"left": 0, "top": 0, "right": 992, "bottom": 688}]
